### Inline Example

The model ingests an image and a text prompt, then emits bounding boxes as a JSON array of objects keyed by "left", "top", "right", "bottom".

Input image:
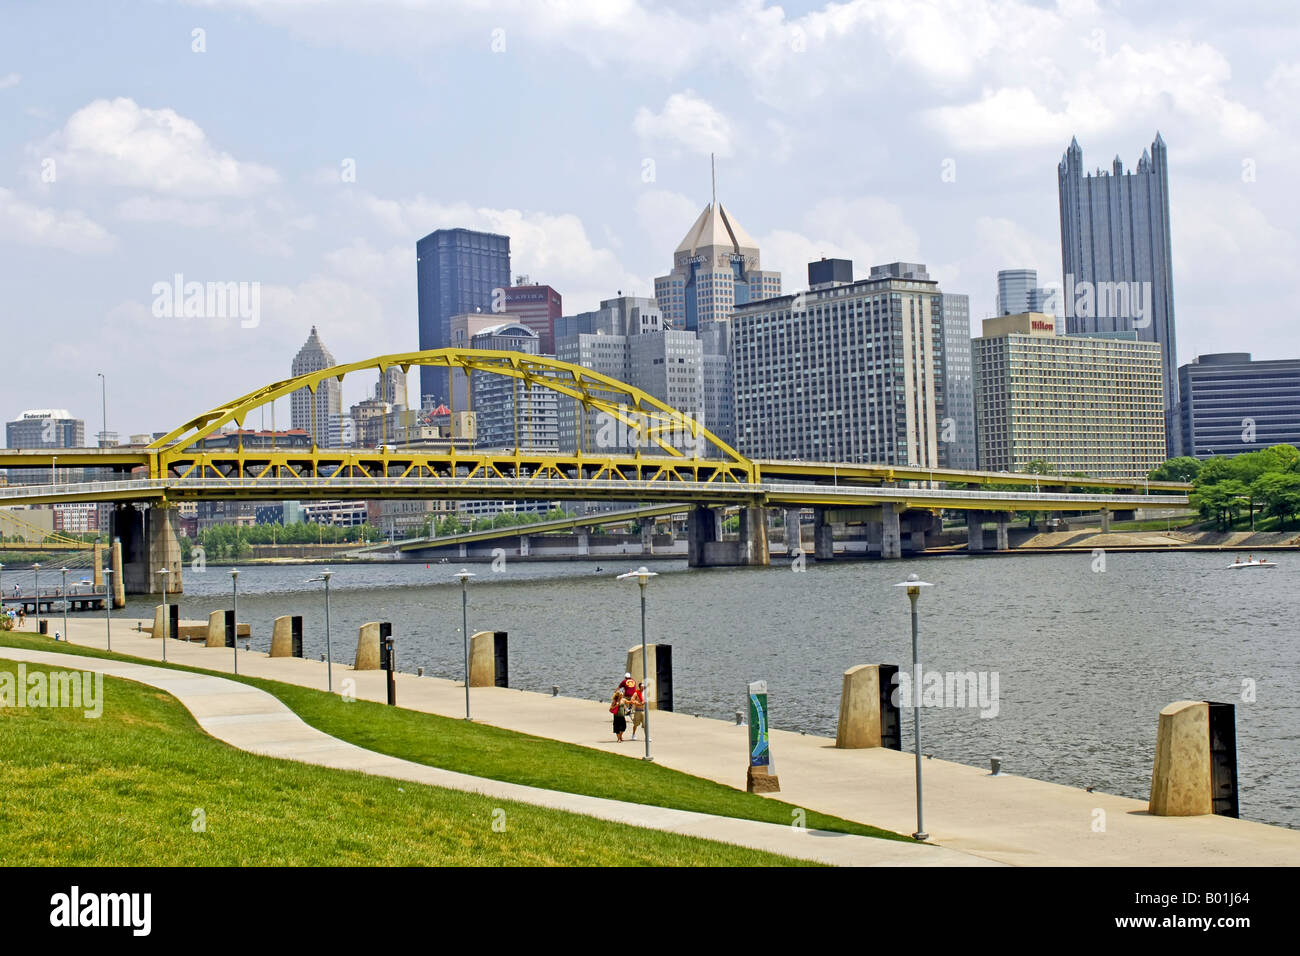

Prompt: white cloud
[
  {"left": 116, "top": 195, "right": 230, "bottom": 228},
  {"left": 634, "top": 91, "right": 734, "bottom": 159},
  {"left": 42, "top": 98, "right": 279, "bottom": 196},
  {"left": 0, "top": 72, "right": 20, "bottom": 90},
  {"left": 758, "top": 196, "right": 922, "bottom": 284},
  {"left": 0, "top": 187, "right": 116, "bottom": 253}
]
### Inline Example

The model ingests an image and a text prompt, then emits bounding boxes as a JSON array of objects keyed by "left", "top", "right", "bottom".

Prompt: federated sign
[{"left": 748, "top": 680, "right": 771, "bottom": 769}]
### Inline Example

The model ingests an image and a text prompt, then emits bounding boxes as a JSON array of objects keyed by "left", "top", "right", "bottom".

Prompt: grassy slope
[
  {"left": 0, "top": 658, "right": 811, "bottom": 866},
  {"left": 0, "top": 632, "right": 905, "bottom": 842}
]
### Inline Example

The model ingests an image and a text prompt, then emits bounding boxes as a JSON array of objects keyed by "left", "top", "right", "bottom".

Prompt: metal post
[
  {"left": 640, "top": 579, "right": 651, "bottom": 761},
  {"left": 33, "top": 563, "right": 40, "bottom": 619},
  {"left": 323, "top": 570, "right": 333, "bottom": 693},
  {"left": 103, "top": 568, "right": 113, "bottom": 652},
  {"left": 230, "top": 568, "right": 239, "bottom": 675},
  {"left": 60, "top": 567, "right": 69, "bottom": 642},
  {"left": 618, "top": 567, "right": 658, "bottom": 761},
  {"left": 159, "top": 567, "right": 170, "bottom": 662},
  {"left": 457, "top": 569, "right": 474, "bottom": 720},
  {"left": 909, "top": 590, "right": 926, "bottom": 841},
  {"left": 894, "top": 572, "right": 932, "bottom": 842}
]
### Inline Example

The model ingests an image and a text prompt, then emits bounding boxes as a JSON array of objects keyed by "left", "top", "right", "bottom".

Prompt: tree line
[{"left": 1150, "top": 445, "right": 1300, "bottom": 531}]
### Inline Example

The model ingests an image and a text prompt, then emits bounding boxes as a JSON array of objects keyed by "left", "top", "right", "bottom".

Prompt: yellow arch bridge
[{"left": 0, "top": 348, "right": 1188, "bottom": 592}]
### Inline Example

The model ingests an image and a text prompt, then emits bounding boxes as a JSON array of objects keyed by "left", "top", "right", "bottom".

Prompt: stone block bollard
[
  {"left": 626, "top": 643, "right": 673, "bottom": 711},
  {"left": 836, "top": 664, "right": 883, "bottom": 748},
  {"left": 206, "top": 610, "right": 225, "bottom": 648},
  {"left": 469, "top": 630, "right": 508, "bottom": 687},
  {"left": 354, "top": 621, "right": 383, "bottom": 670},
  {"left": 1149, "top": 700, "right": 1212, "bottom": 816}
]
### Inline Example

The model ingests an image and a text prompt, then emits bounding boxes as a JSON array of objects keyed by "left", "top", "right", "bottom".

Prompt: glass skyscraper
[
  {"left": 1179, "top": 353, "right": 1300, "bottom": 458},
  {"left": 415, "top": 228, "right": 511, "bottom": 404},
  {"left": 1058, "top": 133, "right": 1178, "bottom": 453}
]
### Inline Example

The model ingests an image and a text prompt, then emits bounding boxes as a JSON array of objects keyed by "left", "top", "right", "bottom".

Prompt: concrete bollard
[
  {"left": 269, "top": 614, "right": 303, "bottom": 658},
  {"left": 469, "top": 630, "right": 508, "bottom": 687},
  {"left": 206, "top": 610, "right": 225, "bottom": 647},
  {"left": 836, "top": 664, "right": 883, "bottom": 748},
  {"left": 151, "top": 604, "right": 178, "bottom": 640},
  {"left": 626, "top": 643, "right": 673, "bottom": 710},
  {"left": 1149, "top": 700, "right": 1212, "bottom": 816},
  {"left": 355, "top": 621, "right": 386, "bottom": 670}
]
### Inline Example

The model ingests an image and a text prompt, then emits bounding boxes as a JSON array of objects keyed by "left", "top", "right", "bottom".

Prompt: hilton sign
[{"left": 1031, "top": 318, "right": 1054, "bottom": 332}]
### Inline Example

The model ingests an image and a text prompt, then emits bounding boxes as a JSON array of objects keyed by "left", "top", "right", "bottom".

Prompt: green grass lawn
[
  {"left": 0, "top": 657, "right": 813, "bottom": 866},
  {"left": 0, "top": 632, "right": 906, "bottom": 844}
]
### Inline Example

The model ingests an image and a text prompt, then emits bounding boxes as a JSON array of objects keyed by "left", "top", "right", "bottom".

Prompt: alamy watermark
[
  {"left": 891, "top": 665, "right": 1000, "bottom": 719},
  {"left": 1040, "top": 274, "right": 1152, "bottom": 328},
  {"left": 1, "top": 664, "right": 103, "bottom": 717},
  {"left": 151, "top": 273, "right": 260, "bottom": 328},
  {"left": 593, "top": 409, "right": 708, "bottom": 456}
]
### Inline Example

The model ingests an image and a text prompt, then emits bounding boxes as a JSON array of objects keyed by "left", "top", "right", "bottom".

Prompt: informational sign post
[{"left": 746, "top": 680, "right": 781, "bottom": 793}]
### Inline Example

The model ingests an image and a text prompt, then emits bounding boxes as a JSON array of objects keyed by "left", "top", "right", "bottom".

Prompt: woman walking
[{"left": 610, "top": 690, "right": 628, "bottom": 742}]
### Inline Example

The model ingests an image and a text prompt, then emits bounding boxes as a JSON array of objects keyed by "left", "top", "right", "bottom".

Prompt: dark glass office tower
[
  {"left": 415, "top": 228, "right": 511, "bottom": 404},
  {"left": 1059, "top": 133, "right": 1178, "bottom": 453}
]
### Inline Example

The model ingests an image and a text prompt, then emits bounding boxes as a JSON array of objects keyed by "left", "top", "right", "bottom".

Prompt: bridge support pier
[
  {"left": 782, "top": 507, "right": 802, "bottom": 556},
  {"left": 1100, "top": 507, "right": 1111, "bottom": 533},
  {"left": 687, "top": 505, "right": 769, "bottom": 567},
  {"left": 519, "top": 535, "right": 531, "bottom": 557},
  {"left": 905, "top": 512, "right": 932, "bottom": 553},
  {"left": 880, "top": 503, "right": 901, "bottom": 560},
  {"left": 111, "top": 504, "right": 182, "bottom": 595},
  {"left": 577, "top": 531, "right": 590, "bottom": 556},
  {"left": 640, "top": 523, "right": 654, "bottom": 555},
  {"left": 813, "top": 508, "right": 835, "bottom": 561},
  {"left": 995, "top": 512, "right": 1010, "bottom": 551},
  {"left": 967, "top": 511, "right": 986, "bottom": 553}
]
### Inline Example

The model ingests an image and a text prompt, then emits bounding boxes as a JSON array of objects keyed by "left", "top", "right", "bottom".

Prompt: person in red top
[{"left": 618, "top": 672, "right": 636, "bottom": 698}]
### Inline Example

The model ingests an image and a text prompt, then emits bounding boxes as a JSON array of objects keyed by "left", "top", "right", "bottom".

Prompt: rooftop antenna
[{"left": 711, "top": 153, "right": 716, "bottom": 206}]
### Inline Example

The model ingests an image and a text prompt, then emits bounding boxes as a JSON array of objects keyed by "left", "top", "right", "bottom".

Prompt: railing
[{"left": 0, "top": 476, "right": 1188, "bottom": 507}]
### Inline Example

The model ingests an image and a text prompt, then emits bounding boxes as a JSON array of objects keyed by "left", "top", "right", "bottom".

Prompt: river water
[{"left": 122, "top": 552, "right": 1300, "bottom": 830}]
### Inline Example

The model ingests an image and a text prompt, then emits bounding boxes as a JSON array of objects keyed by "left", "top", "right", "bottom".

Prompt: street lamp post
[
  {"left": 456, "top": 569, "right": 474, "bottom": 720},
  {"left": 308, "top": 569, "right": 334, "bottom": 692},
  {"left": 230, "top": 569, "right": 240, "bottom": 675},
  {"left": 617, "top": 566, "right": 658, "bottom": 762},
  {"left": 33, "top": 563, "right": 40, "bottom": 621},
  {"left": 97, "top": 372, "right": 107, "bottom": 446},
  {"left": 103, "top": 568, "right": 113, "bottom": 652},
  {"left": 158, "top": 567, "right": 170, "bottom": 662},
  {"left": 60, "top": 566, "right": 69, "bottom": 642},
  {"left": 0, "top": 563, "right": 5, "bottom": 623},
  {"left": 893, "top": 572, "right": 934, "bottom": 841}
]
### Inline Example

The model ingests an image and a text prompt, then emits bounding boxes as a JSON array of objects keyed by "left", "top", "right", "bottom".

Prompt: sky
[{"left": 2, "top": 0, "right": 1298, "bottom": 440}]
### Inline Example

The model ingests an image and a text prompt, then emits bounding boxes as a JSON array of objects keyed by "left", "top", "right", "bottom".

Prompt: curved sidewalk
[{"left": 0, "top": 646, "right": 989, "bottom": 867}]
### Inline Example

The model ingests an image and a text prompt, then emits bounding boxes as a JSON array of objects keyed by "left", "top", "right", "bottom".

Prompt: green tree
[{"left": 1149, "top": 457, "right": 1201, "bottom": 483}]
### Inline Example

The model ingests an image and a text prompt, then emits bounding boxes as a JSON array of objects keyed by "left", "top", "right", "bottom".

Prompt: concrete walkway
[
  {"left": 0, "top": 643, "right": 985, "bottom": 867},
  {"left": 23, "top": 619, "right": 1300, "bottom": 866}
]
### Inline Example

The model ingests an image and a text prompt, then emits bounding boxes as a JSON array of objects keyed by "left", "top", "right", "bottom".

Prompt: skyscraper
[
  {"left": 937, "top": 292, "right": 976, "bottom": 470},
  {"left": 4, "top": 409, "right": 85, "bottom": 484},
  {"left": 653, "top": 201, "right": 780, "bottom": 333},
  {"left": 730, "top": 260, "right": 946, "bottom": 467},
  {"left": 996, "top": 269, "right": 1047, "bottom": 315},
  {"left": 290, "top": 326, "right": 341, "bottom": 447},
  {"left": 972, "top": 312, "right": 1165, "bottom": 478},
  {"left": 503, "top": 279, "right": 563, "bottom": 354},
  {"left": 416, "top": 228, "right": 511, "bottom": 404},
  {"left": 1058, "top": 133, "right": 1178, "bottom": 452}
]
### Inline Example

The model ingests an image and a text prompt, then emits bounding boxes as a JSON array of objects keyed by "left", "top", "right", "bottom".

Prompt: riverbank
[{"left": 17, "top": 617, "right": 1300, "bottom": 866}]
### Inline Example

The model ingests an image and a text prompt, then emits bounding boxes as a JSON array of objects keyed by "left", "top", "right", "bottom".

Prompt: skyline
[{"left": 3, "top": 0, "right": 1298, "bottom": 438}]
